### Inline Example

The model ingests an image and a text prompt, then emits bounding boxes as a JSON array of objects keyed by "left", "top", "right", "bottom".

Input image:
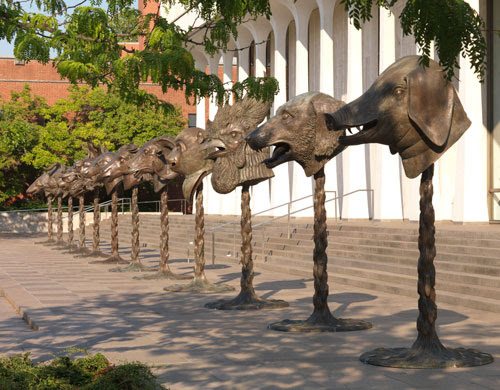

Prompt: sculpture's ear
[
  {"left": 313, "top": 97, "right": 345, "bottom": 157},
  {"left": 407, "top": 67, "right": 454, "bottom": 150},
  {"left": 156, "top": 136, "right": 175, "bottom": 151}
]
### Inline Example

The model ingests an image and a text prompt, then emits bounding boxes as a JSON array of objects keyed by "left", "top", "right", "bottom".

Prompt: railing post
[
  {"left": 287, "top": 202, "right": 291, "bottom": 239},
  {"left": 212, "top": 231, "right": 215, "bottom": 265}
]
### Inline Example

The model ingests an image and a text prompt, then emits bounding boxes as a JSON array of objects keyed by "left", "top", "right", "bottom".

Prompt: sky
[{"left": 0, "top": 0, "right": 112, "bottom": 57}]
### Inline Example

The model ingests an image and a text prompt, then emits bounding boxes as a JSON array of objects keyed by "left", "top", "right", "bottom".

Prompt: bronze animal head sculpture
[
  {"left": 325, "top": 55, "right": 471, "bottom": 178},
  {"left": 203, "top": 97, "right": 274, "bottom": 193},
  {"left": 28, "top": 163, "right": 68, "bottom": 198},
  {"left": 128, "top": 136, "right": 178, "bottom": 193},
  {"left": 166, "top": 127, "right": 213, "bottom": 202},
  {"left": 81, "top": 144, "right": 137, "bottom": 194},
  {"left": 246, "top": 92, "right": 346, "bottom": 176}
]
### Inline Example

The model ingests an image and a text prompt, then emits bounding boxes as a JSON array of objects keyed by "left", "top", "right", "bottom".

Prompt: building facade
[{"left": 168, "top": 0, "right": 499, "bottom": 223}]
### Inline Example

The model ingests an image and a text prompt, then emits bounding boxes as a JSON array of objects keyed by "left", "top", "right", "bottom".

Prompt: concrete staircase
[{"left": 91, "top": 213, "right": 500, "bottom": 313}]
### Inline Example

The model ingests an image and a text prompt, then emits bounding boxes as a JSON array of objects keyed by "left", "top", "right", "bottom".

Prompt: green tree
[
  {"left": 24, "top": 85, "right": 186, "bottom": 169},
  {"left": 341, "top": 0, "right": 487, "bottom": 80},
  {"left": 0, "top": 0, "right": 279, "bottom": 109},
  {"left": 0, "top": 85, "right": 46, "bottom": 203}
]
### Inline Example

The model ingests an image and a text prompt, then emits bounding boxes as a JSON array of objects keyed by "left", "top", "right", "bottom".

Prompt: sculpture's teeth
[
  {"left": 356, "top": 125, "right": 362, "bottom": 132},
  {"left": 348, "top": 128, "right": 353, "bottom": 134}
]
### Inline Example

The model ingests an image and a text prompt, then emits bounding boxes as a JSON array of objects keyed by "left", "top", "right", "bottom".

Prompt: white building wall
[{"left": 170, "top": 0, "right": 490, "bottom": 222}]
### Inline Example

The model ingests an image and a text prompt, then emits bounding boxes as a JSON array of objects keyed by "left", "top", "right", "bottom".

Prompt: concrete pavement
[{"left": 0, "top": 233, "right": 499, "bottom": 389}]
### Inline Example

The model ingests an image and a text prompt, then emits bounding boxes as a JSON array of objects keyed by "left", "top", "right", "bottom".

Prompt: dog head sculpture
[
  {"left": 325, "top": 55, "right": 471, "bottom": 178},
  {"left": 246, "top": 92, "right": 346, "bottom": 177}
]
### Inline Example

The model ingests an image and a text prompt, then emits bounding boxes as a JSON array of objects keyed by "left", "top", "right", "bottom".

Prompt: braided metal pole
[
  {"left": 193, "top": 184, "right": 206, "bottom": 282},
  {"left": 360, "top": 164, "right": 493, "bottom": 367},
  {"left": 159, "top": 189, "right": 169, "bottom": 272},
  {"left": 269, "top": 168, "right": 370, "bottom": 331},
  {"left": 47, "top": 195, "right": 54, "bottom": 242},
  {"left": 130, "top": 186, "right": 140, "bottom": 263},
  {"left": 67, "top": 196, "right": 73, "bottom": 248},
  {"left": 92, "top": 188, "right": 100, "bottom": 253},
  {"left": 56, "top": 196, "right": 63, "bottom": 243},
  {"left": 78, "top": 195, "right": 86, "bottom": 250}
]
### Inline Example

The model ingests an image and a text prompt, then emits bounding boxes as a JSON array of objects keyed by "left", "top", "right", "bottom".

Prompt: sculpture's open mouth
[
  {"left": 264, "top": 142, "right": 292, "bottom": 168},
  {"left": 205, "top": 139, "right": 229, "bottom": 159},
  {"left": 338, "top": 120, "right": 378, "bottom": 145}
]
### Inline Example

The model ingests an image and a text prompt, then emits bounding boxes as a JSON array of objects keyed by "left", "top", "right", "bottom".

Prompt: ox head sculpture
[{"left": 324, "top": 55, "right": 471, "bottom": 178}]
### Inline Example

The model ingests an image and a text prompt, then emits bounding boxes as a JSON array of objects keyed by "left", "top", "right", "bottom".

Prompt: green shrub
[{"left": 0, "top": 352, "right": 166, "bottom": 390}]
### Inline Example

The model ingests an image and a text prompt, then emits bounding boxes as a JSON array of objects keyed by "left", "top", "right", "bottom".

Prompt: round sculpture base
[
  {"left": 89, "top": 255, "right": 129, "bottom": 265},
  {"left": 164, "top": 278, "right": 235, "bottom": 294},
  {"left": 109, "top": 262, "right": 155, "bottom": 273},
  {"left": 133, "top": 270, "right": 192, "bottom": 281},
  {"left": 73, "top": 247, "right": 95, "bottom": 257},
  {"left": 205, "top": 291, "right": 289, "bottom": 310},
  {"left": 35, "top": 239, "right": 56, "bottom": 246},
  {"left": 269, "top": 317, "right": 372, "bottom": 333},
  {"left": 360, "top": 346, "right": 494, "bottom": 369},
  {"left": 79, "top": 250, "right": 107, "bottom": 258}
]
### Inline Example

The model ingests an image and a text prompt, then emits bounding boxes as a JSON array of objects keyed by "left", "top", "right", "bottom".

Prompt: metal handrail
[
  {"left": 208, "top": 191, "right": 337, "bottom": 234},
  {"left": 210, "top": 188, "right": 374, "bottom": 264}
]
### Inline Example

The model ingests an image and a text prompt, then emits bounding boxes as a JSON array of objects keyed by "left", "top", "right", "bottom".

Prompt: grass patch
[{"left": 0, "top": 351, "right": 166, "bottom": 389}]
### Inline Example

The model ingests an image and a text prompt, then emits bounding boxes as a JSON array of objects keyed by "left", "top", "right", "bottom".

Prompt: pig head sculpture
[
  {"left": 203, "top": 97, "right": 274, "bottom": 194},
  {"left": 325, "top": 55, "right": 471, "bottom": 179},
  {"left": 166, "top": 127, "right": 213, "bottom": 202},
  {"left": 128, "top": 136, "right": 178, "bottom": 193},
  {"left": 246, "top": 92, "right": 346, "bottom": 176}
]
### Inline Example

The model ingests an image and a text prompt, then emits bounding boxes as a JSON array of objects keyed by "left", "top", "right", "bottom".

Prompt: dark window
[{"left": 188, "top": 113, "right": 197, "bottom": 128}]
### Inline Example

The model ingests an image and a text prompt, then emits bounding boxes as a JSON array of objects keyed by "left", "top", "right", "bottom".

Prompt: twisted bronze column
[
  {"left": 91, "top": 189, "right": 101, "bottom": 255},
  {"left": 360, "top": 164, "right": 493, "bottom": 367},
  {"left": 111, "top": 186, "right": 149, "bottom": 272},
  {"left": 55, "top": 196, "right": 64, "bottom": 245},
  {"left": 67, "top": 196, "right": 74, "bottom": 249},
  {"left": 77, "top": 195, "right": 87, "bottom": 252},
  {"left": 91, "top": 190, "right": 128, "bottom": 264},
  {"left": 269, "top": 168, "right": 371, "bottom": 331},
  {"left": 135, "top": 188, "right": 190, "bottom": 280},
  {"left": 206, "top": 185, "right": 288, "bottom": 309},
  {"left": 164, "top": 183, "right": 234, "bottom": 293}
]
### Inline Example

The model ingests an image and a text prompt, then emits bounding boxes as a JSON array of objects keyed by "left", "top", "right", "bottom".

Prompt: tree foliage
[
  {"left": 0, "top": 86, "right": 46, "bottom": 203},
  {"left": 0, "top": 85, "right": 185, "bottom": 204},
  {"left": 341, "top": 0, "right": 487, "bottom": 80},
  {"left": 1, "top": 0, "right": 279, "bottom": 108}
]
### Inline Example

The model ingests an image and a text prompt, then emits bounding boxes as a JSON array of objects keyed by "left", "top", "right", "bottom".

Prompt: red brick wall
[{"left": 0, "top": 57, "right": 196, "bottom": 118}]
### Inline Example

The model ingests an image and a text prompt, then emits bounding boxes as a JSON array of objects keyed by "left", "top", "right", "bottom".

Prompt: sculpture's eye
[
  {"left": 230, "top": 131, "right": 239, "bottom": 138},
  {"left": 394, "top": 86, "right": 405, "bottom": 98},
  {"left": 282, "top": 112, "right": 290, "bottom": 120}
]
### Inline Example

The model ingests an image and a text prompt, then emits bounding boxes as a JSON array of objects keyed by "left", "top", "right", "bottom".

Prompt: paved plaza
[{"left": 0, "top": 233, "right": 499, "bottom": 389}]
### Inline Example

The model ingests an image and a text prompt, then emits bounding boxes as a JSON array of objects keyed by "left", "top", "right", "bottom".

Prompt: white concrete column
[
  {"left": 317, "top": 0, "right": 335, "bottom": 96},
  {"left": 222, "top": 51, "right": 234, "bottom": 91},
  {"left": 341, "top": 18, "right": 370, "bottom": 219},
  {"left": 238, "top": 48, "right": 250, "bottom": 81},
  {"left": 208, "top": 55, "right": 221, "bottom": 121},
  {"left": 452, "top": 1, "right": 488, "bottom": 222},
  {"left": 268, "top": 23, "right": 292, "bottom": 216},
  {"left": 317, "top": 0, "right": 338, "bottom": 218},
  {"left": 195, "top": 97, "right": 206, "bottom": 129},
  {"left": 295, "top": 14, "right": 309, "bottom": 95},
  {"left": 249, "top": 32, "right": 272, "bottom": 213},
  {"left": 368, "top": 8, "right": 404, "bottom": 220}
]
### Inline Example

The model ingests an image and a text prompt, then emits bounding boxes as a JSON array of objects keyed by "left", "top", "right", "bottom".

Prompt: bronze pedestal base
[
  {"left": 89, "top": 255, "right": 129, "bottom": 265},
  {"left": 205, "top": 291, "right": 288, "bottom": 310},
  {"left": 109, "top": 262, "right": 155, "bottom": 273},
  {"left": 269, "top": 316, "right": 372, "bottom": 333},
  {"left": 360, "top": 346, "right": 493, "bottom": 368},
  {"left": 133, "top": 270, "right": 192, "bottom": 281},
  {"left": 164, "top": 278, "right": 235, "bottom": 294}
]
